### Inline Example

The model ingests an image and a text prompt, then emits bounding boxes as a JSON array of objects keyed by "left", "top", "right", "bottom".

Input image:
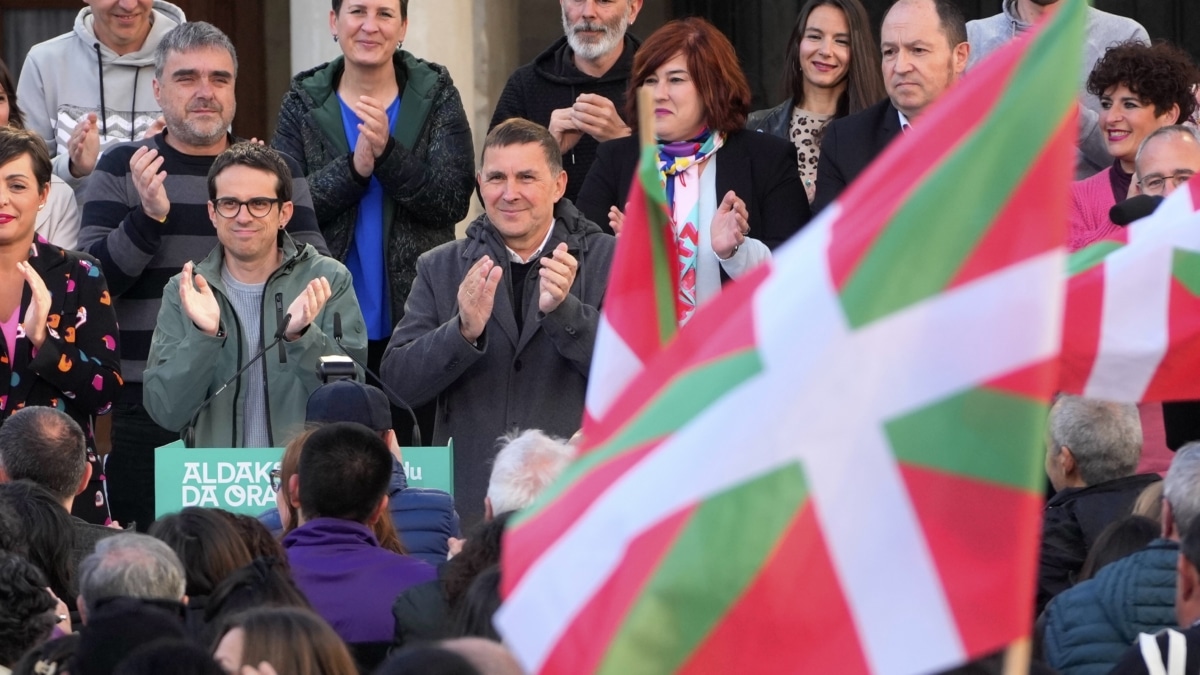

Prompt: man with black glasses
[
  {"left": 79, "top": 21, "right": 327, "bottom": 531},
  {"left": 142, "top": 142, "right": 365, "bottom": 450}
]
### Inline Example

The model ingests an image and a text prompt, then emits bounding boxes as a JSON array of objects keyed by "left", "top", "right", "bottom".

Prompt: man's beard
[
  {"left": 165, "top": 99, "right": 234, "bottom": 148},
  {"left": 562, "top": 7, "right": 630, "bottom": 61}
]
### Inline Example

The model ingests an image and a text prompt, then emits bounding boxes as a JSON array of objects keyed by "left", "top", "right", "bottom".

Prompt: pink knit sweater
[{"left": 1067, "top": 167, "right": 1121, "bottom": 252}]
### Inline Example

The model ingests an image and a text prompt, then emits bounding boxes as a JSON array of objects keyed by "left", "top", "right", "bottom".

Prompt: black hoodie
[{"left": 489, "top": 34, "right": 641, "bottom": 202}]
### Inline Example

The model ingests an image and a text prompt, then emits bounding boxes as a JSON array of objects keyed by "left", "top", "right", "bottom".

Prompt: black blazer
[
  {"left": 812, "top": 98, "right": 903, "bottom": 213},
  {"left": 575, "top": 130, "right": 810, "bottom": 250}
]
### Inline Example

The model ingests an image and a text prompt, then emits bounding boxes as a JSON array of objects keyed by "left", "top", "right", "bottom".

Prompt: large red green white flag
[
  {"left": 583, "top": 143, "right": 679, "bottom": 432},
  {"left": 497, "top": 0, "right": 1085, "bottom": 672},
  {"left": 1061, "top": 180, "right": 1200, "bottom": 402}
]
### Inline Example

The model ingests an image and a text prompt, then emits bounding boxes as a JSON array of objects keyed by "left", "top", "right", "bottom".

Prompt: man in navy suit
[{"left": 812, "top": 0, "right": 969, "bottom": 213}]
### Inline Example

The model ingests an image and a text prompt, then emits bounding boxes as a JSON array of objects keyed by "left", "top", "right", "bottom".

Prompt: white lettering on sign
[
  {"left": 404, "top": 461, "right": 423, "bottom": 481},
  {"left": 182, "top": 484, "right": 219, "bottom": 507}
]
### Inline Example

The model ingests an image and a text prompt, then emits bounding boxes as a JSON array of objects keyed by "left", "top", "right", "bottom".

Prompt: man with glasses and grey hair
[
  {"left": 78, "top": 21, "right": 329, "bottom": 533},
  {"left": 143, "top": 142, "right": 365, "bottom": 452},
  {"left": 1134, "top": 125, "right": 1200, "bottom": 199}
]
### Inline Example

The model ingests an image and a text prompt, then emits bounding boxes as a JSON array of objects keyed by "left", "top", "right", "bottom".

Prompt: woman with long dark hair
[{"left": 747, "top": 0, "right": 886, "bottom": 202}]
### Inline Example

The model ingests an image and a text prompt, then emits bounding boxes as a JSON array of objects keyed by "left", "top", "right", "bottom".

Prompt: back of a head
[
  {"left": 0, "top": 407, "right": 87, "bottom": 502},
  {"left": 487, "top": 430, "right": 574, "bottom": 516},
  {"left": 221, "top": 607, "right": 357, "bottom": 675},
  {"left": 78, "top": 533, "right": 187, "bottom": 613},
  {"left": 1079, "top": 515, "right": 1161, "bottom": 581},
  {"left": 0, "top": 480, "right": 76, "bottom": 601},
  {"left": 376, "top": 646, "right": 482, "bottom": 675},
  {"left": 452, "top": 565, "right": 501, "bottom": 642},
  {"left": 297, "top": 422, "right": 393, "bottom": 523},
  {"left": 444, "top": 512, "right": 513, "bottom": 611},
  {"left": 439, "top": 638, "right": 524, "bottom": 675},
  {"left": 113, "top": 640, "right": 223, "bottom": 675},
  {"left": 1134, "top": 480, "right": 1166, "bottom": 524},
  {"left": 0, "top": 551, "right": 56, "bottom": 668},
  {"left": 213, "top": 510, "right": 289, "bottom": 567},
  {"left": 204, "top": 556, "right": 311, "bottom": 628},
  {"left": 1181, "top": 505, "right": 1200, "bottom": 575},
  {"left": 72, "top": 598, "right": 186, "bottom": 675},
  {"left": 149, "top": 507, "right": 253, "bottom": 597},
  {"left": 1165, "top": 443, "right": 1200, "bottom": 538},
  {"left": 1048, "top": 395, "right": 1142, "bottom": 485}
]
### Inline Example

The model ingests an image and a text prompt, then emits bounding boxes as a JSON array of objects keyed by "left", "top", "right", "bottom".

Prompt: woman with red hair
[{"left": 576, "top": 17, "right": 809, "bottom": 325}]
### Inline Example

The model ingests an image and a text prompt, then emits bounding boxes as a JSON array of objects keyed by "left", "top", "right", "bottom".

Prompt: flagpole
[
  {"left": 1002, "top": 636, "right": 1031, "bottom": 675},
  {"left": 638, "top": 88, "right": 655, "bottom": 151}
]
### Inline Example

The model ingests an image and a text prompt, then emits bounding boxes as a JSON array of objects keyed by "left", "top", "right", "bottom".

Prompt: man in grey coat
[{"left": 381, "top": 119, "right": 614, "bottom": 526}]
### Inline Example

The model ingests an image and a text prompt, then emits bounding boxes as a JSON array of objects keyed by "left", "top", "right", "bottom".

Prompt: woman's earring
[{"left": 333, "top": 35, "right": 339, "bottom": 42}]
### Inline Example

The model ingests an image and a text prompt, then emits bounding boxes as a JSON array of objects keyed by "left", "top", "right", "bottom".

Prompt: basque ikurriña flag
[
  {"left": 1061, "top": 180, "right": 1200, "bottom": 402},
  {"left": 496, "top": 0, "right": 1086, "bottom": 672},
  {"left": 583, "top": 141, "right": 679, "bottom": 433}
]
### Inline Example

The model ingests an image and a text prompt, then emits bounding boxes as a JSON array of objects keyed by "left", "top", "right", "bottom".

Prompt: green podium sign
[{"left": 154, "top": 439, "right": 454, "bottom": 519}]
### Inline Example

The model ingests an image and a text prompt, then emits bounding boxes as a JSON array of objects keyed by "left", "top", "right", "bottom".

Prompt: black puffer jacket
[{"left": 272, "top": 51, "right": 475, "bottom": 327}]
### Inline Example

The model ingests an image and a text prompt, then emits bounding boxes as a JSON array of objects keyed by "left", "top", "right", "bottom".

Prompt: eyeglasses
[
  {"left": 212, "top": 197, "right": 283, "bottom": 218},
  {"left": 269, "top": 468, "right": 282, "bottom": 493},
  {"left": 1139, "top": 171, "right": 1195, "bottom": 195}
]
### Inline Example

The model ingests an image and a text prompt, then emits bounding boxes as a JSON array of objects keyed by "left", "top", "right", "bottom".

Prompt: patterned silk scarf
[{"left": 658, "top": 129, "right": 724, "bottom": 324}]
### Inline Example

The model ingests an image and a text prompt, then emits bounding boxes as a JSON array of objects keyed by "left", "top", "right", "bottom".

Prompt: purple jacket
[{"left": 283, "top": 518, "right": 436, "bottom": 644}]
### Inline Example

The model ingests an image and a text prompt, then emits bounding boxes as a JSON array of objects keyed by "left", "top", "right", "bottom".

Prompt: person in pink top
[
  {"left": 1067, "top": 41, "right": 1198, "bottom": 252},
  {"left": 0, "top": 126, "right": 122, "bottom": 525}
]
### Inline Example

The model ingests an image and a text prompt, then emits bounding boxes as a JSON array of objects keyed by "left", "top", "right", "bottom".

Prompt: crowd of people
[{"left": 0, "top": 0, "right": 1199, "bottom": 671}]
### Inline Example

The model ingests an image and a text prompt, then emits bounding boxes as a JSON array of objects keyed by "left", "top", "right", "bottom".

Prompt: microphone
[
  {"left": 330, "top": 312, "right": 423, "bottom": 446},
  {"left": 181, "top": 313, "right": 292, "bottom": 448},
  {"left": 1110, "top": 194, "right": 1163, "bottom": 226}
]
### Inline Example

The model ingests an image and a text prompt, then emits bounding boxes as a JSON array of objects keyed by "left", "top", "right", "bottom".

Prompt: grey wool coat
[
  {"left": 272, "top": 50, "right": 475, "bottom": 327},
  {"left": 381, "top": 200, "right": 615, "bottom": 525}
]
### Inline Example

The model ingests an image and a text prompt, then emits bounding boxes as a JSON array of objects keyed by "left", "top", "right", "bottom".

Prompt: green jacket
[
  {"left": 143, "top": 234, "right": 367, "bottom": 447},
  {"left": 271, "top": 51, "right": 474, "bottom": 328}
]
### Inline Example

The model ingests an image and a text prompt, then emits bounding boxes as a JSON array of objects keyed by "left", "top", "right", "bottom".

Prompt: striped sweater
[{"left": 79, "top": 131, "right": 329, "bottom": 382}]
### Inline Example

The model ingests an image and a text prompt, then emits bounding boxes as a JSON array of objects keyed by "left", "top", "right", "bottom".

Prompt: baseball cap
[{"left": 305, "top": 380, "right": 391, "bottom": 431}]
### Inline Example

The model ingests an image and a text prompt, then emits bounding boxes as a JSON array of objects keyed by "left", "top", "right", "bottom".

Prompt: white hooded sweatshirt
[{"left": 16, "top": 1, "right": 185, "bottom": 185}]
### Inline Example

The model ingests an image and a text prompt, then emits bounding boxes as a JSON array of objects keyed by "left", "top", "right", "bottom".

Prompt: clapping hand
[
  {"left": 284, "top": 277, "right": 332, "bottom": 341},
  {"left": 179, "top": 262, "right": 221, "bottom": 337},
  {"left": 18, "top": 261, "right": 50, "bottom": 349}
]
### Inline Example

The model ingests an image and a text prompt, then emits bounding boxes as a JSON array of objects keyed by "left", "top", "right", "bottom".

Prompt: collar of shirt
[
  {"left": 898, "top": 109, "right": 913, "bottom": 133},
  {"left": 507, "top": 220, "right": 557, "bottom": 264}
]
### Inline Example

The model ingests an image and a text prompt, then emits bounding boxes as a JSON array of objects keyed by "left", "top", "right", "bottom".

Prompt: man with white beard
[
  {"left": 489, "top": 0, "right": 643, "bottom": 204},
  {"left": 967, "top": 0, "right": 1148, "bottom": 178}
]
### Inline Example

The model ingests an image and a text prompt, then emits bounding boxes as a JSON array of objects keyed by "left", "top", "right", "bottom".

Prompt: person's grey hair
[
  {"left": 77, "top": 533, "right": 186, "bottom": 612},
  {"left": 486, "top": 430, "right": 575, "bottom": 516},
  {"left": 1134, "top": 125, "right": 1200, "bottom": 173},
  {"left": 1048, "top": 395, "right": 1141, "bottom": 486},
  {"left": 0, "top": 407, "right": 86, "bottom": 502},
  {"left": 1166, "top": 443, "right": 1200, "bottom": 536},
  {"left": 154, "top": 21, "right": 238, "bottom": 80}
]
